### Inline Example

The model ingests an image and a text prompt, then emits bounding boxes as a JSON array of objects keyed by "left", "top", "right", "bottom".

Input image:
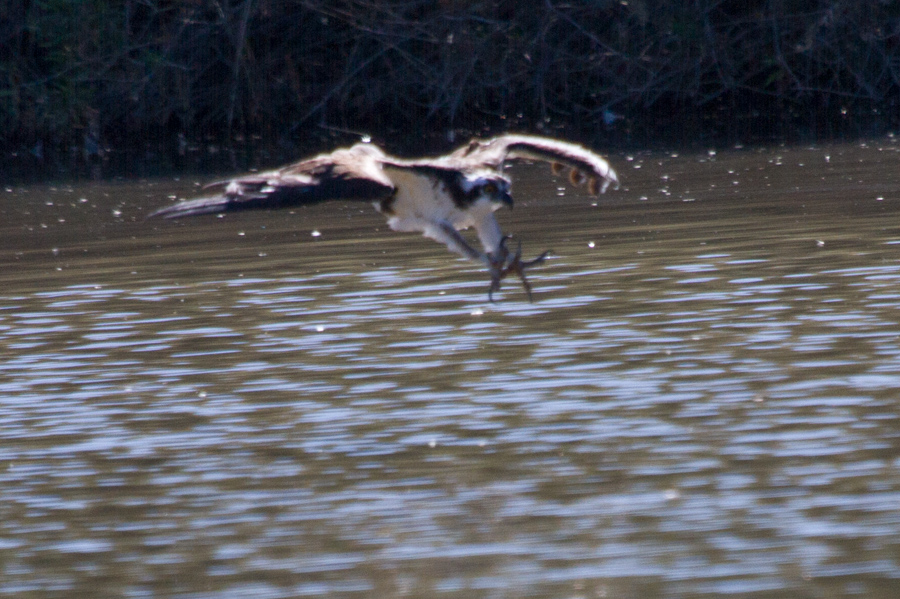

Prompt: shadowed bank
[{"left": 4, "top": 0, "right": 900, "bottom": 180}]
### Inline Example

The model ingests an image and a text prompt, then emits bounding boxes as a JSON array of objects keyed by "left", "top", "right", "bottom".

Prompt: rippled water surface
[{"left": 3, "top": 142, "right": 900, "bottom": 598}]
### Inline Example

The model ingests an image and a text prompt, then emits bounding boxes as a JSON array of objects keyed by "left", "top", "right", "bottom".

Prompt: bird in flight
[{"left": 151, "top": 134, "right": 619, "bottom": 300}]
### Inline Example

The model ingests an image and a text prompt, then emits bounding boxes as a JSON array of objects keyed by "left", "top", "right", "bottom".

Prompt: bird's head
[{"left": 461, "top": 173, "right": 514, "bottom": 210}]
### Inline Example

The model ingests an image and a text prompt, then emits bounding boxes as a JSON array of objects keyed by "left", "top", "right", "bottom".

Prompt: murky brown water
[{"left": 2, "top": 141, "right": 900, "bottom": 598}]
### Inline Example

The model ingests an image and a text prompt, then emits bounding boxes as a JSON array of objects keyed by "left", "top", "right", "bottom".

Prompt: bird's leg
[
  {"left": 431, "top": 223, "right": 548, "bottom": 302},
  {"left": 434, "top": 222, "right": 485, "bottom": 262},
  {"left": 505, "top": 240, "right": 550, "bottom": 302},
  {"left": 486, "top": 239, "right": 511, "bottom": 302},
  {"left": 433, "top": 223, "right": 508, "bottom": 299},
  {"left": 487, "top": 236, "right": 551, "bottom": 302}
]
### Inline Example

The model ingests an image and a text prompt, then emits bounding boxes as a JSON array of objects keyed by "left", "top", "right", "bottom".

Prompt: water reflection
[{"left": 1, "top": 142, "right": 900, "bottom": 597}]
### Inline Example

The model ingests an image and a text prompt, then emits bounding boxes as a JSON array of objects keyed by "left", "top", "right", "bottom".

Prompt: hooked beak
[{"left": 499, "top": 190, "right": 514, "bottom": 210}]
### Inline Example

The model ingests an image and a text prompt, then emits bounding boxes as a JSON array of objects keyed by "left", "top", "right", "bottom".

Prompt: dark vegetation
[{"left": 3, "top": 0, "right": 900, "bottom": 177}]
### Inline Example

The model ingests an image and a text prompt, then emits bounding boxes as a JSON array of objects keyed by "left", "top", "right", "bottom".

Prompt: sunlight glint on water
[{"left": 1, "top": 143, "right": 900, "bottom": 598}]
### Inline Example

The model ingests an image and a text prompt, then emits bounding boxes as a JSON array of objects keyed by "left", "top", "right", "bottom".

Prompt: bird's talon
[
  {"left": 485, "top": 239, "right": 550, "bottom": 302},
  {"left": 522, "top": 250, "right": 550, "bottom": 268}
]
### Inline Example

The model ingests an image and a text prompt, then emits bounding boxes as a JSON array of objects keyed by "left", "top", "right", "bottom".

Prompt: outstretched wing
[
  {"left": 450, "top": 134, "right": 619, "bottom": 195},
  {"left": 151, "top": 143, "right": 395, "bottom": 219}
]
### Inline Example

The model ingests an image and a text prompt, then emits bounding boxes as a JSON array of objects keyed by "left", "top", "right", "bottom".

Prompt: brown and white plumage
[{"left": 151, "top": 134, "right": 619, "bottom": 300}]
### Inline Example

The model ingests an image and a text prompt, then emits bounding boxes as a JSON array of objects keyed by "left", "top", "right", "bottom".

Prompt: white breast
[
  {"left": 376, "top": 167, "right": 503, "bottom": 254},
  {"left": 381, "top": 168, "right": 455, "bottom": 219}
]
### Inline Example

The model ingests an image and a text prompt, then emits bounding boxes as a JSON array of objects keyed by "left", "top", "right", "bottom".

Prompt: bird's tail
[{"left": 149, "top": 195, "right": 231, "bottom": 219}]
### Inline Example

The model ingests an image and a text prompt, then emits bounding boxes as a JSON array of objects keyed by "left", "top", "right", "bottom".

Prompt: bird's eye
[{"left": 482, "top": 182, "right": 497, "bottom": 195}]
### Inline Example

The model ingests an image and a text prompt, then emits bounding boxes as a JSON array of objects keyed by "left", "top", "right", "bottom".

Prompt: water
[{"left": 2, "top": 141, "right": 900, "bottom": 598}]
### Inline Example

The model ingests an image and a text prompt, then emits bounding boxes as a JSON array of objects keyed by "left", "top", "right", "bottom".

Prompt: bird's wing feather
[
  {"left": 450, "top": 134, "right": 619, "bottom": 195},
  {"left": 151, "top": 144, "right": 395, "bottom": 219}
]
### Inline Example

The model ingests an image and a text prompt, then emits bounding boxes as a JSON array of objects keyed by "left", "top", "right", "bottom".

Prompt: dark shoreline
[{"left": 4, "top": 1, "right": 898, "bottom": 181}]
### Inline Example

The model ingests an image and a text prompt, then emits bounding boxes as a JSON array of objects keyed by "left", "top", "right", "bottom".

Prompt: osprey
[{"left": 151, "top": 134, "right": 619, "bottom": 300}]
